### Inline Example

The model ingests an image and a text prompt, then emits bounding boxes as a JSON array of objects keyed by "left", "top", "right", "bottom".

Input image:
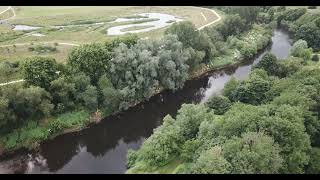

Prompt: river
[{"left": 0, "top": 29, "right": 292, "bottom": 174}]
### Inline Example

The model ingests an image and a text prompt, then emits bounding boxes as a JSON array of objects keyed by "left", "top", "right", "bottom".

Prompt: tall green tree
[
  {"left": 255, "top": 53, "right": 279, "bottom": 76},
  {"left": 22, "top": 57, "right": 59, "bottom": 90},
  {"left": 67, "top": 43, "right": 111, "bottom": 84},
  {"left": 223, "top": 132, "right": 283, "bottom": 174}
]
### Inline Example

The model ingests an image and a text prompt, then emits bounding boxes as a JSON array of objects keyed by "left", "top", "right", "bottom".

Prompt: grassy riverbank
[{"left": 0, "top": 23, "right": 273, "bottom": 158}]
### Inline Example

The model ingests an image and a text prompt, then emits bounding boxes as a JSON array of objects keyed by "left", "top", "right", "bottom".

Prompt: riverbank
[{"left": 0, "top": 24, "right": 273, "bottom": 163}]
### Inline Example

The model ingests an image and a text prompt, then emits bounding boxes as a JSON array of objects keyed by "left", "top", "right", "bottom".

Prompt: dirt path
[
  {"left": 197, "top": 7, "right": 222, "bottom": 30},
  {"left": 0, "top": 6, "right": 16, "bottom": 21}
]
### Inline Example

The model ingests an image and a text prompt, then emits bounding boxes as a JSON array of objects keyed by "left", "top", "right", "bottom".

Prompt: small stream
[{"left": 0, "top": 29, "right": 292, "bottom": 174}]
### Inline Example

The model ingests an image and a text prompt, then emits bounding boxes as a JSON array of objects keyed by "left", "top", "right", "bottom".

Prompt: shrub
[{"left": 205, "top": 95, "right": 232, "bottom": 115}]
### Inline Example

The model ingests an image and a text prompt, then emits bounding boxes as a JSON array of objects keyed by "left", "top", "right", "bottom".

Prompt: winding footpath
[
  {"left": 0, "top": 6, "right": 16, "bottom": 21},
  {"left": 0, "top": 7, "right": 221, "bottom": 87}
]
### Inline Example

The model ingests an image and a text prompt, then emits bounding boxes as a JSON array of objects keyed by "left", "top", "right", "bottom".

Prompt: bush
[
  {"left": 1, "top": 121, "right": 50, "bottom": 150},
  {"left": 48, "top": 110, "right": 90, "bottom": 134},
  {"left": 255, "top": 53, "right": 278, "bottom": 76},
  {"left": 306, "top": 148, "right": 320, "bottom": 174},
  {"left": 180, "top": 139, "right": 201, "bottom": 162},
  {"left": 205, "top": 95, "right": 232, "bottom": 115}
]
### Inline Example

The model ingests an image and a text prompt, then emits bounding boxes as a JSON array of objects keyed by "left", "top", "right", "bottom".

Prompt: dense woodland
[
  {"left": 127, "top": 6, "right": 320, "bottom": 174},
  {"left": 127, "top": 41, "right": 320, "bottom": 174},
  {"left": 0, "top": 6, "right": 320, "bottom": 174}
]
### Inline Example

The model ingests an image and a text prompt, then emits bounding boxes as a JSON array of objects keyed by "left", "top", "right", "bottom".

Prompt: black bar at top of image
[{"left": 1, "top": 0, "right": 320, "bottom": 6}]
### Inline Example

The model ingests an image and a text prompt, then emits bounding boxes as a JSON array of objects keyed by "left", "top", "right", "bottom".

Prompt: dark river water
[{"left": 0, "top": 29, "right": 292, "bottom": 174}]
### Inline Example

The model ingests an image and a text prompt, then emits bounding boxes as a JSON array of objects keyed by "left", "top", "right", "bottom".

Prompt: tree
[
  {"left": 231, "top": 70, "right": 272, "bottom": 105},
  {"left": 232, "top": 6, "right": 260, "bottom": 25},
  {"left": 67, "top": 43, "right": 111, "bottom": 84},
  {"left": 295, "top": 23, "right": 320, "bottom": 51},
  {"left": 157, "top": 34, "right": 190, "bottom": 90},
  {"left": 180, "top": 138, "right": 202, "bottom": 162},
  {"left": 132, "top": 115, "right": 182, "bottom": 166},
  {"left": 80, "top": 85, "right": 98, "bottom": 112},
  {"left": 290, "top": 39, "right": 313, "bottom": 61},
  {"left": 306, "top": 148, "right": 320, "bottom": 174},
  {"left": 108, "top": 40, "right": 159, "bottom": 106},
  {"left": 205, "top": 95, "right": 232, "bottom": 115},
  {"left": 13, "top": 86, "right": 54, "bottom": 120},
  {"left": 221, "top": 103, "right": 311, "bottom": 173},
  {"left": 223, "top": 132, "right": 283, "bottom": 174},
  {"left": 217, "top": 14, "right": 246, "bottom": 40},
  {"left": 98, "top": 74, "right": 122, "bottom": 113},
  {"left": 22, "top": 57, "right": 59, "bottom": 90},
  {"left": 189, "top": 146, "right": 231, "bottom": 174},
  {"left": 175, "top": 104, "right": 215, "bottom": 141},
  {"left": 49, "top": 77, "right": 76, "bottom": 113},
  {"left": 70, "top": 73, "right": 91, "bottom": 103},
  {"left": 105, "top": 34, "right": 138, "bottom": 51},
  {"left": 0, "top": 96, "right": 16, "bottom": 133},
  {"left": 223, "top": 77, "right": 239, "bottom": 100},
  {"left": 255, "top": 53, "right": 279, "bottom": 76},
  {"left": 276, "top": 57, "right": 303, "bottom": 78},
  {"left": 0, "top": 61, "right": 14, "bottom": 83},
  {"left": 165, "top": 21, "right": 199, "bottom": 49}
]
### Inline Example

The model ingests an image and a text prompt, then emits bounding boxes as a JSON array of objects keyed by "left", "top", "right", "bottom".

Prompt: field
[
  {"left": 0, "top": 6, "right": 221, "bottom": 84},
  {"left": 0, "top": 6, "right": 220, "bottom": 63}
]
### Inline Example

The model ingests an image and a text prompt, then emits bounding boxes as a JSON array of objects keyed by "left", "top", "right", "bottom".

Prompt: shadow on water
[{"left": 0, "top": 29, "right": 292, "bottom": 174}]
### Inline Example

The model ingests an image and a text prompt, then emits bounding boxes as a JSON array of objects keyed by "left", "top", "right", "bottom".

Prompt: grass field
[
  {"left": 1, "top": 6, "right": 219, "bottom": 45},
  {"left": 0, "top": 6, "right": 221, "bottom": 84},
  {"left": 0, "top": 6, "right": 221, "bottom": 63}
]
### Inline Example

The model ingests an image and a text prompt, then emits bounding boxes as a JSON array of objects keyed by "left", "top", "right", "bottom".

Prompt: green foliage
[
  {"left": 295, "top": 23, "right": 320, "bottom": 51},
  {"left": 1, "top": 121, "right": 50, "bottom": 150},
  {"left": 133, "top": 115, "right": 182, "bottom": 166},
  {"left": 276, "top": 57, "right": 303, "bottom": 78},
  {"left": 205, "top": 95, "right": 232, "bottom": 115},
  {"left": 223, "top": 132, "right": 283, "bottom": 174},
  {"left": 223, "top": 77, "right": 239, "bottom": 99},
  {"left": 80, "top": 85, "right": 98, "bottom": 112},
  {"left": 217, "top": 14, "right": 246, "bottom": 40},
  {"left": 306, "top": 148, "right": 320, "bottom": 174},
  {"left": 104, "top": 34, "right": 138, "bottom": 51},
  {"left": 290, "top": 39, "right": 313, "bottom": 61},
  {"left": 28, "top": 45, "right": 57, "bottom": 54},
  {"left": 255, "top": 53, "right": 278, "bottom": 76},
  {"left": 128, "top": 55, "right": 320, "bottom": 173},
  {"left": 13, "top": 86, "right": 54, "bottom": 120},
  {"left": 98, "top": 74, "right": 121, "bottom": 113},
  {"left": 188, "top": 146, "right": 231, "bottom": 174},
  {"left": 165, "top": 21, "right": 199, "bottom": 49},
  {"left": 231, "top": 69, "right": 272, "bottom": 105},
  {"left": 48, "top": 110, "right": 90, "bottom": 134},
  {"left": 180, "top": 139, "right": 201, "bottom": 162},
  {"left": 157, "top": 34, "right": 190, "bottom": 91},
  {"left": 49, "top": 77, "right": 76, "bottom": 113},
  {"left": 22, "top": 56, "right": 59, "bottom": 90},
  {"left": 67, "top": 43, "right": 111, "bottom": 84}
]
